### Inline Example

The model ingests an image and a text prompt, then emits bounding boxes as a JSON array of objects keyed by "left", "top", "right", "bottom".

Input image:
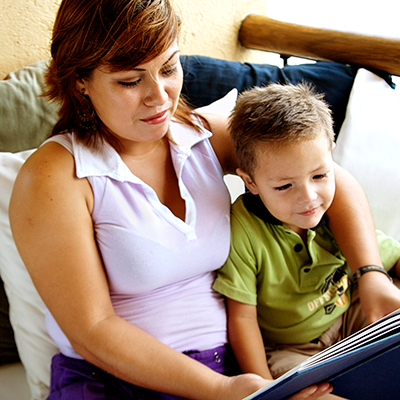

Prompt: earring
[{"left": 78, "top": 88, "right": 97, "bottom": 130}]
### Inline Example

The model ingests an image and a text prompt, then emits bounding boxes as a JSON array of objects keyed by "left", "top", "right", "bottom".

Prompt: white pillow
[
  {"left": 334, "top": 68, "right": 400, "bottom": 240},
  {"left": 0, "top": 149, "right": 59, "bottom": 400},
  {"left": 195, "top": 87, "right": 237, "bottom": 115}
]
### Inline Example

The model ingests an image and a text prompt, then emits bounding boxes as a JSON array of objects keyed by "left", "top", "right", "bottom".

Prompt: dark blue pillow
[{"left": 180, "top": 55, "right": 357, "bottom": 135}]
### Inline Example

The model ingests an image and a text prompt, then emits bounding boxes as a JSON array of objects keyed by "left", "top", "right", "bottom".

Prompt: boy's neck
[
  {"left": 283, "top": 223, "right": 308, "bottom": 243},
  {"left": 242, "top": 193, "right": 312, "bottom": 243}
]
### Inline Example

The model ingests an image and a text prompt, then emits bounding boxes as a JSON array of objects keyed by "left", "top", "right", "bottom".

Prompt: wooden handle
[{"left": 239, "top": 14, "right": 400, "bottom": 76}]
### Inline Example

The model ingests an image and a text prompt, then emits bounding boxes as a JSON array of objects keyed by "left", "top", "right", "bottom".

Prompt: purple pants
[{"left": 47, "top": 344, "right": 240, "bottom": 399}]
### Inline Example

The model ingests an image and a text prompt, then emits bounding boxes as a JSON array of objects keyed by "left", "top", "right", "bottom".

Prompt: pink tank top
[{"left": 45, "top": 121, "right": 230, "bottom": 358}]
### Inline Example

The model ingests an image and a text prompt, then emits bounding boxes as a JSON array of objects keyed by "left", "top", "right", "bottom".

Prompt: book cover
[{"left": 243, "top": 308, "right": 400, "bottom": 400}]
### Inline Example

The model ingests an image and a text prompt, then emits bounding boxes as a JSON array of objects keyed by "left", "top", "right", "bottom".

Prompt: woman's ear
[
  {"left": 236, "top": 168, "right": 259, "bottom": 195},
  {"left": 75, "top": 77, "right": 87, "bottom": 96}
]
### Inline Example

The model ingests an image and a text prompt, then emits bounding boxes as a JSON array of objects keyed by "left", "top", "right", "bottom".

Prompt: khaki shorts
[
  {"left": 266, "top": 277, "right": 400, "bottom": 378},
  {"left": 265, "top": 286, "right": 369, "bottom": 379}
]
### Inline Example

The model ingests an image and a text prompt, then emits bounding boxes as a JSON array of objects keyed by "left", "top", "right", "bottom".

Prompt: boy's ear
[{"left": 236, "top": 168, "right": 259, "bottom": 195}]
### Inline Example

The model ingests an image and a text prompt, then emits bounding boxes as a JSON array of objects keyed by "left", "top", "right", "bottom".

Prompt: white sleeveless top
[{"left": 44, "top": 121, "right": 231, "bottom": 358}]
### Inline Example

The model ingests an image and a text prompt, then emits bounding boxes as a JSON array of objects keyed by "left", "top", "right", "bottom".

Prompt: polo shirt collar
[{"left": 242, "top": 192, "right": 328, "bottom": 229}]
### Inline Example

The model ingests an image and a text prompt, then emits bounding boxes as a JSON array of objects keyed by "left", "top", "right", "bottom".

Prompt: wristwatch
[{"left": 353, "top": 265, "right": 393, "bottom": 285}]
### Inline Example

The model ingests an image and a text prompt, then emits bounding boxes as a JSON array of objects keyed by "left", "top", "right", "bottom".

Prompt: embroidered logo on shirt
[{"left": 307, "top": 269, "right": 349, "bottom": 313}]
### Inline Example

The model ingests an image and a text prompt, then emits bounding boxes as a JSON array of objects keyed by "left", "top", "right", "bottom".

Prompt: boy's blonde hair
[{"left": 229, "top": 83, "right": 335, "bottom": 176}]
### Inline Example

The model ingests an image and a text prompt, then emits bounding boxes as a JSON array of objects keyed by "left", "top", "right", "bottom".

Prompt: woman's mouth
[{"left": 141, "top": 110, "right": 169, "bottom": 125}]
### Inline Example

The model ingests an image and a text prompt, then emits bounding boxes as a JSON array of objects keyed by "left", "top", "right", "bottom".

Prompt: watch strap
[{"left": 353, "top": 265, "right": 393, "bottom": 285}]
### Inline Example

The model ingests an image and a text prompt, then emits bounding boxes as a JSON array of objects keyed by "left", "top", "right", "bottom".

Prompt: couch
[{"left": 1, "top": 16, "right": 400, "bottom": 400}]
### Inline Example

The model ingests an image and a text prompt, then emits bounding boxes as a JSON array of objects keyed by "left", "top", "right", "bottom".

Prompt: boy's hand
[{"left": 358, "top": 271, "right": 400, "bottom": 323}]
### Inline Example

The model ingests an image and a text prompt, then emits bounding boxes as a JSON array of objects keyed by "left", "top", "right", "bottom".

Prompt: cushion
[
  {"left": 1, "top": 57, "right": 360, "bottom": 154},
  {"left": 334, "top": 68, "right": 400, "bottom": 241},
  {"left": 181, "top": 55, "right": 359, "bottom": 135},
  {"left": 0, "top": 277, "right": 20, "bottom": 366},
  {"left": 0, "top": 60, "right": 58, "bottom": 153},
  {"left": 0, "top": 149, "right": 59, "bottom": 400}
]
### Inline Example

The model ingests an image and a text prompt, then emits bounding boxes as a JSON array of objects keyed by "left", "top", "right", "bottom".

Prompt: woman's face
[{"left": 79, "top": 41, "right": 183, "bottom": 153}]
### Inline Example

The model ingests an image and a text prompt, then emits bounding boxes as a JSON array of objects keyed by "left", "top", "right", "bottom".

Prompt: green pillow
[{"left": 0, "top": 60, "right": 58, "bottom": 153}]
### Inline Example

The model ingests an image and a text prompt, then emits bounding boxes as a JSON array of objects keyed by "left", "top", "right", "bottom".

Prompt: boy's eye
[
  {"left": 313, "top": 173, "right": 327, "bottom": 180},
  {"left": 275, "top": 183, "right": 292, "bottom": 191}
]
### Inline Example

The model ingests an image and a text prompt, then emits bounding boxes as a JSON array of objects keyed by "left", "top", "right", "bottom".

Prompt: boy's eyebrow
[
  {"left": 132, "top": 50, "right": 180, "bottom": 72},
  {"left": 272, "top": 163, "right": 330, "bottom": 182}
]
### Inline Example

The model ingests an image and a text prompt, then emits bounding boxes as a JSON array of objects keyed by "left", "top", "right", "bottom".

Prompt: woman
[{"left": 9, "top": 0, "right": 396, "bottom": 399}]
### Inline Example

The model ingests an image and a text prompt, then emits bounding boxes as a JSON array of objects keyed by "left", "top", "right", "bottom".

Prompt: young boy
[{"left": 213, "top": 83, "right": 400, "bottom": 384}]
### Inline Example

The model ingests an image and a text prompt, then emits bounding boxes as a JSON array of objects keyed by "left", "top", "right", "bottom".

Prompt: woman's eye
[
  {"left": 275, "top": 184, "right": 291, "bottom": 191},
  {"left": 118, "top": 80, "right": 140, "bottom": 88},
  {"left": 162, "top": 66, "right": 178, "bottom": 76}
]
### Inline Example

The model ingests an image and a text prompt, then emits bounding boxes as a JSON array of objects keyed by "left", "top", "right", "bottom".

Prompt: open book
[{"left": 244, "top": 308, "right": 400, "bottom": 400}]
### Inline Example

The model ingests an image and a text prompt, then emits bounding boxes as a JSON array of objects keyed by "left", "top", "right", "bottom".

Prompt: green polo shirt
[{"left": 213, "top": 193, "right": 400, "bottom": 345}]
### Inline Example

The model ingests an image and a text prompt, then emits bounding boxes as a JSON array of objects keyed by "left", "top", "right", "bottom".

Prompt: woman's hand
[
  {"left": 219, "top": 374, "right": 332, "bottom": 400},
  {"left": 288, "top": 382, "right": 333, "bottom": 399}
]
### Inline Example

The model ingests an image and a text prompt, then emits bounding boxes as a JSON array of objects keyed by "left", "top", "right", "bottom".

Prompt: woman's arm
[
  {"left": 8, "top": 142, "right": 268, "bottom": 400},
  {"left": 227, "top": 299, "right": 273, "bottom": 380},
  {"left": 328, "top": 163, "right": 400, "bottom": 323}
]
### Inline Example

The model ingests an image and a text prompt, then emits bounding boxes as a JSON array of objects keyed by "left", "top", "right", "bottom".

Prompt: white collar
[{"left": 73, "top": 120, "right": 211, "bottom": 182}]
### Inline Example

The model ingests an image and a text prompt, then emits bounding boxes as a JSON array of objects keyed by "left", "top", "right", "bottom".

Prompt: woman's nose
[{"left": 144, "top": 79, "right": 168, "bottom": 106}]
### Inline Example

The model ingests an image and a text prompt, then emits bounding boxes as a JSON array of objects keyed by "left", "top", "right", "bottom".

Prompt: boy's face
[{"left": 238, "top": 135, "right": 335, "bottom": 236}]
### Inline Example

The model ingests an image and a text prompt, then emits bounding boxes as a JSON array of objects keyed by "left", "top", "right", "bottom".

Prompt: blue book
[{"left": 243, "top": 308, "right": 400, "bottom": 400}]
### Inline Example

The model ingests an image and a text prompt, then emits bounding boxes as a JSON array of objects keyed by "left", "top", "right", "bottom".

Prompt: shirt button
[{"left": 294, "top": 244, "right": 303, "bottom": 252}]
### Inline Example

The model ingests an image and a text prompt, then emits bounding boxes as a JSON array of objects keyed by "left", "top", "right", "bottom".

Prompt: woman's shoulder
[
  {"left": 198, "top": 113, "right": 237, "bottom": 174},
  {"left": 13, "top": 135, "right": 93, "bottom": 212},
  {"left": 22, "top": 137, "right": 75, "bottom": 181},
  {"left": 41, "top": 132, "right": 74, "bottom": 153}
]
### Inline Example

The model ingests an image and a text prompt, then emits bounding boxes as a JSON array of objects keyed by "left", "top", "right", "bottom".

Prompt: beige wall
[
  {"left": 0, "top": 0, "right": 270, "bottom": 78},
  {"left": 175, "top": 0, "right": 268, "bottom": 61},
  {"left": 0, "top": 0, "right": 61, "bottom": 77}
]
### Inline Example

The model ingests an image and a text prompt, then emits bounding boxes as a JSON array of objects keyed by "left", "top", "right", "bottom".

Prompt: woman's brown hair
[{"left": 44, "top": 0, "right": 199, "bottom": 150}]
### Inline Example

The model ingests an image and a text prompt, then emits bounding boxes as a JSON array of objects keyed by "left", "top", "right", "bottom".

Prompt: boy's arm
[
  {"left": 227, "top": 298, "right": 273, "bottom": 380},
  {"left": 328, "top": 163, "right": 400, "bottom": 323}
]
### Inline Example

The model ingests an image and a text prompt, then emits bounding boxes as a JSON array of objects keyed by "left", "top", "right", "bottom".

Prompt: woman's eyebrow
[
  {"left": 163, "top": 50, "right": 181, "bottom": 65},
  {"left": 132, "top": 50, "right": 181, "bottom": 72}
]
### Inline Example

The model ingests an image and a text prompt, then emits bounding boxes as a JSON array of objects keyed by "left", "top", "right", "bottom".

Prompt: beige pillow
[{"left": 0, "top": 60, "right": 58, "bottom": 153}]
